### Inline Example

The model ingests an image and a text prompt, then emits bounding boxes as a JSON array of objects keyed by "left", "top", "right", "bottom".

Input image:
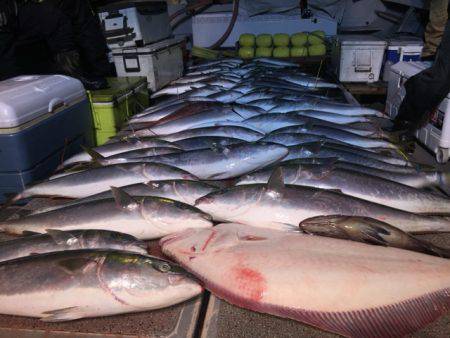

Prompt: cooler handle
[
  {"left": 123, "top": 55, "right": 141, "bottom": 72},
  {"left": 48, "top": 98, "right": 65, "bottom": 114}
]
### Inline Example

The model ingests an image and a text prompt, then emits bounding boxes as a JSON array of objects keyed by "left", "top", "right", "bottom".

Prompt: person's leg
[
  {"left": 422, "top": 0, "right": 448, "bottom": 58},
  {"left": 0, "top": 0, "right": 20, "bottom": 79},
  {"left": 56, "top": 0, "right": 112, "bottom": 77},
  {"left": 394, "top": 18, "right": 450, "bottom": 134}
]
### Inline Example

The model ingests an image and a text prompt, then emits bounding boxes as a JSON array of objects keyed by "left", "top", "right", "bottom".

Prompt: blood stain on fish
[{"left": 231, "top": 266, "right": 266, "bottom": 301}]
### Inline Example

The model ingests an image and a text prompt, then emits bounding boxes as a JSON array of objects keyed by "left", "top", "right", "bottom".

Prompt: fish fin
[
  {"left": 57, "top": 257, "right": 98, "bottom": 275},
  {"left": 22, "top": 231, "right": 41, "bottom": 236},
  {"left": 81, "top": 146, "right": 106, "bottom": 163},
  {"left": 46, "top": 229, "right": 78, "bottom": 246},
  {"left": 110, "top": 186, "right": 139, "bottom": 211},
  {"left": 267, "top": 167, "right": 285, "bottom": 192},
  {"left": 41, "top": 306, "right": 84, "bottom": 322},
  {"left": 357, "top": 223, "right": 391, "bottom": 246}
]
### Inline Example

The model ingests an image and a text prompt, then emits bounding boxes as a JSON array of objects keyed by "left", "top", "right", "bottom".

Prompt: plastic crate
[{"left": 88, "top": 77, "right": 148, "bottom": 145}]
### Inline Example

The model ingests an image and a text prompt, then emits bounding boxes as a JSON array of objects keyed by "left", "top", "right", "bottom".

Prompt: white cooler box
[
  {"left": 99, "top": 1, "right": 172, "bottom": 49},
  {"left": 386, "top": 62, "right": 450, "bottom": 163},
  {"left": 192, "top": 12, "right": 337, "bottom": 48},
  {"left": 112, "top": 38, "right": 184, "bottom": 92},
  {"left": 332, "top": 35, "right": 387, "bottom": 83}
]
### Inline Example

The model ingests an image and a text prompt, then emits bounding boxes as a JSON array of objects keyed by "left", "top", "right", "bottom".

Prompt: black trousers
[
  {"left": 0, "top": 1, "right": 75, "bottom": 79},
  {"left": 395, "top": 18, "right": 450, "bottom": 131},
  {"left": 0, "top": 0, "right": 111, "bottom": 80}
]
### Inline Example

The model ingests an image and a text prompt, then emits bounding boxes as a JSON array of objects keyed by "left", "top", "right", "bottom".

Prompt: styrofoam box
[
  {"left": 386, "top": 61, "right": 450, "bottom": 162},
  {"left": 332, "top": 35, "right": 387, "bottom": 83},
  {"left": 192, "top": 12, "right": 337, "bottom": 48},
  {"left": 98, "top": 1, "right": 171, "bottom": 49},
  {"left": 112, "top": 38, "right": 184, "bottom": 92}
]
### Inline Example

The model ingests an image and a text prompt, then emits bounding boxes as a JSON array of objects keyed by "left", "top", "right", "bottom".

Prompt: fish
[
  {"left": 159, "top": 126, "right": 264, "bottom": 142},
  {"left": 333, "top": 162, "right": 450, "bottom": 189},
  {"left": 160, "top": 222, "right": 450, "bottom": 338},
  {"left": 192, "top": 121, "right": 265, "bottom": 133},
  {"left": 150, "top": 83, "right": 206, "bottom": 98},
  {"left": 299, "top": 215, "right": 450, "bottom": 258},
  {"left": 62, "top": 138, "right": 179, "bottom": 166},
  {"left": 236, "top": 163, "right": 450, "bottom": 214},
  {"left": 235, "top": 91, "right": 277, "bottom": 104},
  {"left": 174, "top": 136, "right": 245, "bottom": 151},
  {"left": 129, "top": 102, "right": 189, "bottom": 123},
  {"left": 0, "top": 229, "right": 148, "bottom": 263},
  {"left": 30, "top": 180, "right": 218, "bottom": 214},
  {"left": 0, "top": 250, "right": 201, "bottom": 321},
  {"left": 284, "top": 143, "right": 413, "bottom": 172},
  {"left": 1, "top": 187, "right": 213, "bottom": 239},
  {"left": 207, "top": 90, "right": 243, "bottom": 103},
  {"left": 104, "top": 147, "right": 181, "bottom": 160},
  {"left": 271, "top": 124, "right": 398, "bottom": 149},
  {"left": 204, "top": 79, "right": 237, "bottom": 89},
  {"left": 291, "top": 110, "right": 372, "bottom": 124},
  {"left": 142, "top": 106, "right": 259, "bottom": 136},
  {"left": 182, "top": 85, "right": 223, "bottom": 98},
  {"left": 10, "top": 162, "right": 197, "bottom": 201},
  {"left": 171, "top": 74, "right": 215, "bottom": 84},
  {"left": 269, "top": 100, "right": 385, "bottom": 117},
  {"left": 281, "top": 74, "right": 339, "bottom": 88},
  {"left": 195, "top": 168, "right": 450, "bottom": 233},
  {"left": 185, "top": 67, "right": 223, "bottom": 76},
  {"left": 255, "top": 57, "right": 300, "bottom": 67},
  {"left": 243, "top": 113, "right": 374, "bottom": 134},
  {"left": 260, "top": 133, "right": 336, "bottom": 147},
  {"left": 112, "top": 142, "right": 288, "bottom": 180}
]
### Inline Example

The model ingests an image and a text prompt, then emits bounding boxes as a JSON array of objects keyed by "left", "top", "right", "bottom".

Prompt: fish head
[
  {"left": 141, "top": 197, "right": 213, "bottom": 233},
  {"left": 103, "top": 253, "right": 202, "bottom": 308},
  {"left": 299, "top": 215, "right": 352, "bottom": 240},
  {"left": 195, "top": 185, "right": 265, "bottom": 222}
]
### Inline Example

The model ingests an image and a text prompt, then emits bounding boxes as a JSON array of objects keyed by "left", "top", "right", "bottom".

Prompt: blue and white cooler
[
  {"left": 0, "top": 75, "right": 94, "bottom": 202},
  {"left": 382, "top": 36, "right": 423, "bottom": 81}
]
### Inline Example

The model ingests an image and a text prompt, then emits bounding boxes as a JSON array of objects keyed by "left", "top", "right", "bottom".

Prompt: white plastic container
[
  {"left": 98, "top": 1, "right": 171, "bottom": 49},
  {"left": 332, "top": 35, "right": 387, "bottom": 83},
  {"left": 192, "top": 12, "right": 337, "bottom": 48},
  {"left": 112, "top": 38, "right": 184, "bottom": 91},
  {"left": 382, "top": 36, "right": 423, "bottom": 81},
  {"left": 386, "top": 61, "right": 450, "bottom": 162}
]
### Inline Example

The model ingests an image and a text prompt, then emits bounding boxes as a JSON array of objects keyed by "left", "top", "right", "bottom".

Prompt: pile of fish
[{"left": 1, "top": 57, "right": 449, "bottom": 336}]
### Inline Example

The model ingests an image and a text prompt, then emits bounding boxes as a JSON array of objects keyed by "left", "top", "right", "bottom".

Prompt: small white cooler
[
  {"left": 332, "top": 35, "right": 387, "bottom": 83},
  {"left": 386, "top": 62, "right": 450, "bottom": 163},
  {"left": 112, "top": 38, "right": 184, "bottom": 92},
  {"left": 98, "top": 1, "right": 172, "bottom": 49}
]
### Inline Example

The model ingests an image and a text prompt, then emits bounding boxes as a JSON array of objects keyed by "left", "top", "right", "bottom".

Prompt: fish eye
[{"left": 156, "top": 262, "right": 171, "bottom": 273}]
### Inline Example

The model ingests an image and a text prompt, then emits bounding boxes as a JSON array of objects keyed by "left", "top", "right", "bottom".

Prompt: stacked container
[
  {"left": 0, "top": 75, "right": 94, "bottom": 202},
  {"left": 88, "top": 77, "right": 149, "bottom": 145},
  {"left": 98, "top": 1, "right": 184, "bottom": 92}
]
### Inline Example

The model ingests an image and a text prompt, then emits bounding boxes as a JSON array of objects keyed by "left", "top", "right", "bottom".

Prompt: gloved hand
[
  {"left": 0, "top": 0, "right": 18, "bottom": 30},
  {"left": 55, "top": 50, "right": 109, "bottom": 90}
]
